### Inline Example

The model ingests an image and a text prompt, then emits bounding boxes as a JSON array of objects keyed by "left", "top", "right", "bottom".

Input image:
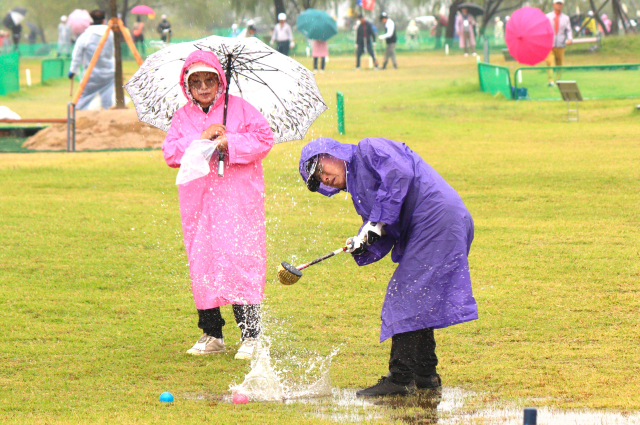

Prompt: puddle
[{"left": 186, "top": 386, "right": 640, "bottom": 425}]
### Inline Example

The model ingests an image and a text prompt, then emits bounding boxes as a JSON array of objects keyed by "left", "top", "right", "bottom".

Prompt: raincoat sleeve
[
  {"left": 357, "top": 139, "right": 413, "bottom": 227},
  {"left": 353, "top": 235, "right": 395, "bottom": 266},
  {"left": 162, "top": 109, "right": 199, "bottom": 168},
  {"left": 69, "top": 33, "right": 87, "bottom": 74},
  {"left": 226, "top": 98, "right": 274, "bottom": 165}
]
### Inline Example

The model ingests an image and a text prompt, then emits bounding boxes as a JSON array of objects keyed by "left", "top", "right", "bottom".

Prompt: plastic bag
[{"left": 175, "top": 139, "right": 220, "bottom": 185}]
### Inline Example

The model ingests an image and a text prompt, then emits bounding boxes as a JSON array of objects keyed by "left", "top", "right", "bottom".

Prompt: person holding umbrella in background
[
  {"left": 270, "top": 13, "right": 294, "bottom": 56},
  {"left": 162, "top": 50, "right": 274, "bottom": 360},
  {"left": 378, "top": 12, "right": 397, "bottom": 70},
  {"left": 455, "top": 7, "right": 477, "bottom": 56},
  {"left": 132, "top": 16, "right": 145, "bottom": 55},
  {"left": 355, "top": 14, "right": 379, "bottom": 70},
  {"left": 68, "top": 10, "right": 115, "bottom": 110},
  {"left": 296, "top": 8, "right": 338, "bottom": 74},
  {"left": 299, "top": 137, "right": 478, "bottom": 397},
  {"left": 545, "top": 0, "right": 572, "bottom": 86}
]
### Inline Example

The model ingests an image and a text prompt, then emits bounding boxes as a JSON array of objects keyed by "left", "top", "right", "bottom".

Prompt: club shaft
[{"left": 296, "top": 247, "right": 346, "bottom": 271}]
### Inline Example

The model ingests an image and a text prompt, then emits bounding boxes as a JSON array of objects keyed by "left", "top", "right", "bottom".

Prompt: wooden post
[
  {"left": 110, "top": 0, "right": 126, "bottom": 109},
  {"left": 118, "top": 19, "right": 143, "bottom": 66}
]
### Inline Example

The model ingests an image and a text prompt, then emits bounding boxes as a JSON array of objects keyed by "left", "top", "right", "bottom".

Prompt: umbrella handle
[{"left": 219, "top": 53, "right": 233, "bottom": 178}]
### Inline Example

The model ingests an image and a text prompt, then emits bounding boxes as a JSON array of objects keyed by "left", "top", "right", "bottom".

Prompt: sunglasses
[{"left": 188, "top": 76, "right": 219, "bottom": 90}]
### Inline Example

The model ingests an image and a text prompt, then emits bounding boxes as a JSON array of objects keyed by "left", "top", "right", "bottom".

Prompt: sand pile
[{"left": 23, "top": 109, "right": 166, "bottom": 151}]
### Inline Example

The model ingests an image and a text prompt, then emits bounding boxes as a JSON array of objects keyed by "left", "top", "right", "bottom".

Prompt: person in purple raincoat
[{"left": 299, "top": 137, "right": 478, "bottom": 397}]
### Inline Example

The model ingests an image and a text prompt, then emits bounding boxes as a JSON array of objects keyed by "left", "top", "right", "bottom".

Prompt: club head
[{"left": 277, "top": 261, "right": 302, "bottom": 285}]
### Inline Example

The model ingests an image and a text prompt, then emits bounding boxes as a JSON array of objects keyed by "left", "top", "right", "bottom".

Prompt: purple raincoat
[{"left": 299, "top": 138, "right": 478, "bottom": 342}]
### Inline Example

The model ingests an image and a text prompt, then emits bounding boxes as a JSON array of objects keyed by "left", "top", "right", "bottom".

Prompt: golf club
[{"left": 277, "top": 245, "right": 348, "bottom": 285}]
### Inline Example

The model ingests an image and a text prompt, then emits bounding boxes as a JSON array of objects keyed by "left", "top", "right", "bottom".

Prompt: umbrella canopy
[
  {"left": 296, "top": 9, "right": 337, "bottom": 41},
  {"left": 457, "top": 3, "right": 484, "bottom": 17},
  {"left": 131, "top": 5, "right": 155, "bottom": 15},
  {"left": 3, "top": 7, "right": 27, "bottom": 29},
  {"left": 505, "top": 7, "right": 553, "bottom": 66},
  {"left": 124, "top": 35, "right": 327, "bottom": 143},
  {"left": 68, "top": 9, "right": 92, "bottom": 36}
]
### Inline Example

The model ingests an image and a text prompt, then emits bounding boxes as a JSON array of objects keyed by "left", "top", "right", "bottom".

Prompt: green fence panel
[
  {"left": 478, "top": 62, "right": 513, "bottom": 99},
  {"left": 42, "top": 58, "right": 65, "bottom": 82},
  {"left": 514, "top": 63, "right": 640, "bottom": 100},
  {"left": 0, "top": 52, "right": 20, "bottom": 96}
]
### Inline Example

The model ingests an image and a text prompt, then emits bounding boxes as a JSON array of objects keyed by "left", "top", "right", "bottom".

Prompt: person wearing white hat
[
  {"left": 546, "top": 0, "right": 573, "bottom": 86},
  {"left": 57, "top": 15, "right": 72, "bottom": 57},
  {"left": 270, "top": 12, "right": 294, "bottom": 56}
]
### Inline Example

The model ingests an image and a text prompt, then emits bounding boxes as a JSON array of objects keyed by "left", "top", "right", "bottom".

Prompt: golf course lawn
[{"left": 1, "top": 47, "right": 639, "bottom": 424}]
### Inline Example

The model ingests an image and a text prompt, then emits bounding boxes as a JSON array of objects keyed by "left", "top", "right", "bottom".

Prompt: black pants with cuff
[
  {"left": 197, "top": 304, "right": 261, "bottom": 340},
  {"left": 388, "top": 327, "right": 438, "bottom": 385},
  {"left": 313, "top": 57, "right": 326, "bottom": 70}
]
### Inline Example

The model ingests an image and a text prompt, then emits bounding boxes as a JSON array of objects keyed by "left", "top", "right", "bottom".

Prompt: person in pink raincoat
[
  {"left": 162, "top": 50, "right": 274, "bottom": 360},
  {"left": 455, "top": 8, "right": 476, "bottom": 56},
  {"left": 311, "top": 39, "right": 328, "bottom": 73}
]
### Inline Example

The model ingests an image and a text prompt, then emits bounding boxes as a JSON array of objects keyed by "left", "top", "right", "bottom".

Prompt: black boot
[
  {"left": 413, "top": 373, "right": 441, "bottom": 390},
  {"left": 356, "top": 376, "right": 412, "bottom": 397}
]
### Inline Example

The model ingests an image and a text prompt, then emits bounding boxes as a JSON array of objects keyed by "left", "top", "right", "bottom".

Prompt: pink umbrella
[
  {"left": 131, "top": 5, "right": 155, "bottom": 15},
  {"left": 505, "top": 7, "right": 554, "bottom": 66},
  {"left": 68, "top": 9, "right": 92, "bottom": 36}
]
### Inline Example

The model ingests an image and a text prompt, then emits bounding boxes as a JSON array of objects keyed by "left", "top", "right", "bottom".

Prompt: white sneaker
[
  {"left": 186, "top": 334, "right": 225, "bottom": 355},
  {"left": 235, "top": 338, "right": 258, "bottom": 360}
]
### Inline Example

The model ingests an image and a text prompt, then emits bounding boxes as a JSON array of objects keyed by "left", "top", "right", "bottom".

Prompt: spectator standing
[
  {"left": 378, "top": 12, "right": 397, "bottom": 70},
  {"left": 311, "top": 39, "right": 328, "bottom": 73},
  {"left": 57, "top": 15, "right": 72, "bottom": 57},
  {"left": 270, "top": 13, "right": 294, "bottom": 56},
  {"left": 582, "top": 11, "right": 597, "bottom": 35},
  {"left": 545, "top": 0, "right": 573, "bottom": 86},
  {"left": 455, "top": 8, "right": 477, "bottom": 56},
  {"left": 238, "top": 23, "right": 257, "bottom": 38},
  {"left": 68, "top": 10, "right": 115, "bottom": 110},
  {"left": 229, "top": 23, "right": 240, "bottom": 37},
  {"left": 157, "top": 14, "right": 171, "bottom": 42},
  {"left": 405, "top": 19, "right": 420, "bottom": 50},
  {"left": 493, "top": 16, "right": 504, "bottom": 44},
  {"left": 355, "top": 14, "right": 379, "bottom": 70},
  {"left": 132, "top": 15, "right": 145, "bottom": 55}
]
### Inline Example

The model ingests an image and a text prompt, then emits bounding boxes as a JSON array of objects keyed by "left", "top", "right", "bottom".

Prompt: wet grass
[{"left": 1, "top": 51, "right": 639, "bottom": 423}]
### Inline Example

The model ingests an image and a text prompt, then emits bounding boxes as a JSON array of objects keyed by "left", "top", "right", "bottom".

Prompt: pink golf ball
[{"left": 233, "top": 393, "right": 249, "bottom": 404}]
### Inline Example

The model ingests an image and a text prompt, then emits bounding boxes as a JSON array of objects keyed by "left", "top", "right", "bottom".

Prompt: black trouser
[
  {"left": 197, "top": 304, "right": 261, "bottom": 340},
  {"left": 313, "top": 57, "right": 325, "bottom": 70},
  {"left": 276, "top": 41, "right": 290, "bottom": 56},
  {"left": 356, "top": 41, "right": 377, "bottom": 68},
  {"left": 388, "top": 327, "right": 438, "bottom": 385}
]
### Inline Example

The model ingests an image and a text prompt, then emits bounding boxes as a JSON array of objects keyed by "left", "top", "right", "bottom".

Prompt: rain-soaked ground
[{"left": 183, "top": 387, "right": 640, "bottom": 424}]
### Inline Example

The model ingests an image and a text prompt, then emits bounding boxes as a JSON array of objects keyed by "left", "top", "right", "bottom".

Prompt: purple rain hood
[{"left": 299, "top": 137, "right": 478, "bottom": 341}]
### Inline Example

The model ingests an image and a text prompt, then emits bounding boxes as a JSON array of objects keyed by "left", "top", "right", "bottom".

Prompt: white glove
[
  {"left": 358, "top": 221, "right": 384, "bottom": 245},
  {"left": 345, "top": 236, "right": 366, "bottom": 255}
]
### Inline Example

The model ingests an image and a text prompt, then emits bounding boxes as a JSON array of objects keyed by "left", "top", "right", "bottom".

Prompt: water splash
[{"left": 229, "top": 314, "right": 339, "bottom": 402}]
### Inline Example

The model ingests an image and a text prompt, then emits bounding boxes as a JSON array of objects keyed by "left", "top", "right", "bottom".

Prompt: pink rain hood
[{"left": 163, "top": 50, "right": 274, "bottom": 309}]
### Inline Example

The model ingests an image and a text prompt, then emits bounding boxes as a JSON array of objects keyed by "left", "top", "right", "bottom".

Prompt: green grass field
[{"left": 1, "top": 47, "right": 639, "bottom": 424}]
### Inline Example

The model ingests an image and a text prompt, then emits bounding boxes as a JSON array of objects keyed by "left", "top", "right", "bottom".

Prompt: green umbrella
[{"left": 296, "top": 9, "right": 337, "bottom": 41}]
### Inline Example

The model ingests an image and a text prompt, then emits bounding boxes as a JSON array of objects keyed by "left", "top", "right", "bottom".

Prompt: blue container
[
  {"left": 523, "top": 407, "right": 537, "bottom": 425},
  {"left": 159, "top": 392, "right": 174, "bottom": 403}
]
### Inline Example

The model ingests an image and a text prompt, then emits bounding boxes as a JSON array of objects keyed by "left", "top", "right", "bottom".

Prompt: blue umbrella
[{"left": 296, "top": 9, "right": 337, "bottom": 41}]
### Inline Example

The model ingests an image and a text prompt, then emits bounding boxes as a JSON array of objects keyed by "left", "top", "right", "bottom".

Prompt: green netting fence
[
  {"left": 41, "top": 58, "right": 73, "bottom": 82},
  {"left": 478, "top": 62, "right": 513, "bottom": 99},
  {"left": 514, "top": 64, "right": 640, "bottom": 100},
  {"left": 0, "top": 52, "right": 20, "bottom": 96}
]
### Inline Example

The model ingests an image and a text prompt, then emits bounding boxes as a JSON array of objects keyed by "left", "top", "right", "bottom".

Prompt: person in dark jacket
[
  {"left": 157, "top": 14, "right": 171, "bottom": 42},
  {"left": 299, "top": 137, "right": 478, "bottom": 397},
  {"left": 355, "top": 14, "right": 379, "bottom": 70}
]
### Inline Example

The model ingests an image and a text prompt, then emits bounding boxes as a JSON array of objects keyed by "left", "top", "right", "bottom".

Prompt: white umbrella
[{"left": 124, "top": 35, "right": 327, "bottom": 144}]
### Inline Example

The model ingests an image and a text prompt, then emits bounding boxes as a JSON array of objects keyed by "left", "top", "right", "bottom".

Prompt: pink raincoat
[{"left": 162, "top": 50, "right": 274, "bottom": 310}]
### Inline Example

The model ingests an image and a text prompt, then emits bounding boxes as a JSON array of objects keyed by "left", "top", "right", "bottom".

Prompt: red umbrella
[
  {"left": 67, "top": 9, "right": 92, "bottom": 36},
  {"left": 131, "top": 5, "right": 155, "bottom": 15},
  {"left": 505, "top": 7, "right": 553, "bottom": 65}
]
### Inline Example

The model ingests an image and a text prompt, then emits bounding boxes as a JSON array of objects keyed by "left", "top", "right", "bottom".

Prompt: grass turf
[{"left": 1, "top": 48, "right": 639, "bottom": 423}]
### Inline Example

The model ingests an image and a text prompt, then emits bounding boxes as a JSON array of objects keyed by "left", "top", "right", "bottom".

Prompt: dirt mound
[{"left": 23, "top": 109, "right": 167, "bottom": 151}]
